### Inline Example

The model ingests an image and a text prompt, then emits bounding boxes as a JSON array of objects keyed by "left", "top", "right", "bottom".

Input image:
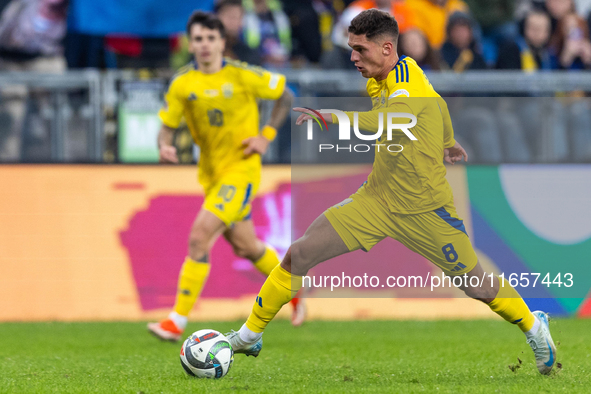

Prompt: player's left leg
[
  {"left": 392, "top": 201, "right": 556, "bottom": 374},
  {"left": 459, "top": 263, "right": 556, "bottom": 375},
  {"left": 223, "top": 219, "right": 306, "bottom": 326},
  {"left": 148, "top": 208, "right": 227, "bottom": 341}
]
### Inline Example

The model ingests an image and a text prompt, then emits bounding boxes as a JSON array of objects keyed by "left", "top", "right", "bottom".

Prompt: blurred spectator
[
  {"left": 546, "top": 0, "right": 576, "bottom": 33},
  {"left": 440, "top": 12, "right": 487, "bottom": 71},
  {"left": 398, "top": 28, "right": 441, "bottom": 70},
  {"left": 497, "top": 10, "right": 555, "bottom": 70},
  {"left": 281, "top": 0, "right": 322, "bottom": 64},
  {"left": 0, "top": 0, "right": 68, "bottom": 161},
  {"left": 537, "top": 0, "right": 591, "bottom": 69},
  {"left": 216, "top": 0, "right": 262, "bottom": 65},
  {"left": 243, "top": 0, "right": 291, "bottom": 67},
  {"left": 463, "top": 0, "right": 518, "bottom": 65},
  {"left": 464, "top": 0, "right": 517, "bottom": 38},
  {"left": 546, "top": 0, "right": 576, "bottom": 20},
  {"left": 0, "top": 0, "right": 67, "bottom": 64},
  {"left": 407, "top": 0, "right": 468, "bottom": 49},
  {"left": 550, "top": 12, "right": 591, "bottom": 68},
  {"left": 313, "top": 0, "right": 338, "bottom": 54}
]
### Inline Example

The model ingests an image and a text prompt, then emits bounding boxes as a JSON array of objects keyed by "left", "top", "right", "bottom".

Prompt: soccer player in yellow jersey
[
  {"left": 147, "top": 11, "right": 305, "bottom": 342},
  {"left": 227, "top": 10, "right": 557, "bottom": 375}
]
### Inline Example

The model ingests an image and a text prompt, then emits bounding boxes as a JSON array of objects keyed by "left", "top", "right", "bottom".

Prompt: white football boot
[
  {"left": 225, "top": 330, "right": 263, "bottom": 357},
  {"left": 527, "top": 311, "right": 557, "bottom": 375}
]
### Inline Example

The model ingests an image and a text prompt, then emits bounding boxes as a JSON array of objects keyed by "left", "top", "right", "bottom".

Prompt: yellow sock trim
[
  {"left": 488, "top": 277, "right": 535, "bottom": 332},
  {"left": 252, "top": 245, "right": 280, "bottom": 276},
  {"left": 245, "top": 265, "right": 302, "bottom": 333},
  {"left": 173, "top": 257, "right": 210, "bottom": 317}
]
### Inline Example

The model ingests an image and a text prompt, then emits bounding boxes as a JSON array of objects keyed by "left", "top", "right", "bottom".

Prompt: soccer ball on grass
[{"left": 180, "top": 329, "right": 234, "bottom": 378}]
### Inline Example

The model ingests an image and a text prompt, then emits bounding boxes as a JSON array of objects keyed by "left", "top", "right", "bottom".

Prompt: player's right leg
[
  {"left": 148, "top": 209, "right": 226, "bottom": 342},
  {"left": 228, "top": 186, "right": 388, "bottom": 355},
  {"left": 227, "top": 213, "right": 350, "bottom": 355},
  {"left": 457, "top": 263, "right": 556, "bottom": 375},
  {"left": 392, "top": 201, "right": 556, "bottom": 374},
  {"left": 223, "top": 218, "right": 307, "bottom": 326}
]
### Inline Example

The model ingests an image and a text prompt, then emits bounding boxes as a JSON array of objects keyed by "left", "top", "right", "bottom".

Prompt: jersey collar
[
  {"left": 191, "top": 57, "right": 228, "bottom": 71},
  {"left": 392, "top": 55, "right": 407, "bottom": 71}
]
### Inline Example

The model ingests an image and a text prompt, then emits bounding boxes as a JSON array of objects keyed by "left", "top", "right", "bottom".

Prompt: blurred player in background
[
  {"left": 226, "top": 9, "right": 557, "bottom": 375},
  {"left": 148, "top": 11, "right": 304, "bottom": 342}
]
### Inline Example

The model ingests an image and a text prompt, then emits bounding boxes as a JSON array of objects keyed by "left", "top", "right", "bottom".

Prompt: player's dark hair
[
  {"left": 186, "top": 11, "right": 226, "bottom": 38},
  {"left": 348, "top": 9, "right": 399, "bottom": 44},
  {"left": 214, "top": 0, "right": 243, "bottom": 14}
]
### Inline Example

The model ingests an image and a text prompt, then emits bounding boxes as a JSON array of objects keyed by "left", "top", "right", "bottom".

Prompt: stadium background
[
  {"left": 2, "top": 0, "right": 591, "bottom": 322},
  {"left": 2, "top": 164, "right": 590, "bottom": 321}
]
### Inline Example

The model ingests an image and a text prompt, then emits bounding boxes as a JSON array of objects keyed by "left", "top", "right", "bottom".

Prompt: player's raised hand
[
  {"left": 293, "top": 107, "right": 333, "bottom": 126},
  {"left": 444, "top": 141, "right": 468, "bottom": 165},
  {"left": 243, "top": 136, "right": 270, "bottom": 156},
  {"left": 159, "top": 145, "right": 179, "bottom": 163}
]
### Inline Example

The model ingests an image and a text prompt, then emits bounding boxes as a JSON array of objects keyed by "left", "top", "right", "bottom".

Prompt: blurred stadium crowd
[
  {"left": 2, "top": 0, "right": 591, "bottom": 71},
  {"left": 1, "top": 0, "right": 591, "bottom": 163}
]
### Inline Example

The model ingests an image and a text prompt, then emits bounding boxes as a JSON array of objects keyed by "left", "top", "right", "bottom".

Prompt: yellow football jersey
[
  {"left": 345, "top": 55, "right": 457, "bottom": 214},
  {"left": 159, "top": 58, "right": 286, "bottom": 186}
]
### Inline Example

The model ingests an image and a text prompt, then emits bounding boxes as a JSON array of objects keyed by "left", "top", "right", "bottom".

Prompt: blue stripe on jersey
[
  {"left": 197, "top": 58, "right": 227, "bottom": 70},
  {"left": 404, "top": 61, "right": 409, "bottom": 82},
  {"left": 191, "top": 59, "right": 226, "bottom": 70},
  {"left": 241, "top": 183, "right": 253, "bottom": 210},
  {"left": 434, "top": 207, "right": 468, "bottom": 236},
  {"left": 392, "top": 55, "right": 408, "bottom": 84}
]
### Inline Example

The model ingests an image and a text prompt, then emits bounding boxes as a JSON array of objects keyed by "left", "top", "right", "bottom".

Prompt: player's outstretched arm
[
  {"left": 444, "top": 141, "right": 468, "bottom": 165},
  {"left": 243, "top": 89, "right": 294, "bottom": 156},
  {"left": 158, "top": 125, "right": 179, "bottom": 163}
]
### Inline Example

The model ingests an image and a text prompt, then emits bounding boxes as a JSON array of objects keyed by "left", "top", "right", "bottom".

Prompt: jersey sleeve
[
  {"left": 436, "top": 97, "right": 456, "bottom": 148},
  {"left": 158, "top": 76, "right": 185, "bottom": 129},
  {"left": 240, "top": 65, "right": 286, "bottom": 100},
  {"left": 385, "top": 62, "right": 414, "bottom": 99}
]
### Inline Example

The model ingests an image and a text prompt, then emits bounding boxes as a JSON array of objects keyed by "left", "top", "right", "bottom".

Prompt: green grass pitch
[{"left": 1, "top": 318, "right": 590, "bottom": 393}]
